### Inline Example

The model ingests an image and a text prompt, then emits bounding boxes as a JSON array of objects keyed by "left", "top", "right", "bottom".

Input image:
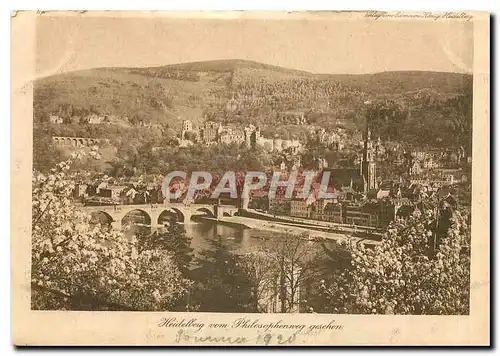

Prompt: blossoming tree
[
  {"left": 31, "top": 151, "right": 190, "bottom": 310},
  {"left": 317, "top": 208, "right": 471, "bottom": 315}
]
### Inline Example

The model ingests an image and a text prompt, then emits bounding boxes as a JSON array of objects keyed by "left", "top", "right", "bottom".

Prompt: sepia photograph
[{"left": 11, "top": 10, "right": 490, "bottom": 346}]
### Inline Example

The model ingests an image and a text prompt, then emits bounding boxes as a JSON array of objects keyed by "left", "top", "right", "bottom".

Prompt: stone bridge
[
  {"left": 52, "top": 136, "right": 110, "bottom": 147},
  {"left": 81, "top": 203, "right": 239, "bottom": 230}
]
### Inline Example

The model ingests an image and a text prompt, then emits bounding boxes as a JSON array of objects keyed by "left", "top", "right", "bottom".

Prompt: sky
[{"left": 35, "top": 12, "right": 474, "bottom": 76}]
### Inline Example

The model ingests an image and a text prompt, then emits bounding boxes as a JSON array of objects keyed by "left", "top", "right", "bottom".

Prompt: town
[{"left": 45, "top": 110, "right": 471, "bottom": 238}]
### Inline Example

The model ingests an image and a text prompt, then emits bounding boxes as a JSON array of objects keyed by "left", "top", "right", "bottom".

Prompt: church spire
[
  {"left": 361, "top": 113, "right": 377, "bottom": 192},
  {"left": 362, "top": 119, "right": 374, "bottom": 163}
]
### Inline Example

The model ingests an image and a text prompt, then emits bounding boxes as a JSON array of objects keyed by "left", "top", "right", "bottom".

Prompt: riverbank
[{"left": 197, "top": 215, "right": 380, "bottom": 246}]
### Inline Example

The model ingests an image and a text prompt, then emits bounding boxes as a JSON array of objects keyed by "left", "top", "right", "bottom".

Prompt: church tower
[{"left": 361, "top": 123, "right": 377, "bottom": 193}]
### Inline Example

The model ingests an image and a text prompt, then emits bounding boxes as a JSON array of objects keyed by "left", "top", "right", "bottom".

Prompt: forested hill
[
  {"left": 131, "top": 59, "right": 312, "bottom": 76},
  {"left": 33, "top": 59, "right": 472, "bottom": 148},
  {"left": 320, "top": 71, "right": 472, "bottom": 95}
]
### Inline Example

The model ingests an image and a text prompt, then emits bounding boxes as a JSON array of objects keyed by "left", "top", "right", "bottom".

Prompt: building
[
  {"left": 290, "top": 199, "right": 311, "bottom": 218},
  {"left": 268, "top": 197, "right": 290, "bottom": 215},
  {"left": 436, "top": 168, "right": 468, "bottom": 185},
  {"left": 322, "top": 202, "right": 343, "bottom": 223},
  {"left": 98, "top": 185, "right": 127, "bottom": 200},
  {"left": 200, "top": 121, "right": 222, "bottom": 143},
  {"left": 181, "top": 119, "right": 193, "bottom": 132},
  {"left": 252, "top": 135, "right": 302, "bottom": 153},
  {"left": 412, "top": 150, "right": 427, "bottom": 160},
  {"left": 410, "top": 161, "right": 423, "bottom": 175},
  {"left": 247, "top": 190, "right": 269, "bottom": 211},
  {"left": 376, "top": 187, "right": 391, "bottom": 199},
  {"left": 84, "top": 114, "right": 104, "bottom": 124},
  {"left": 423, "top": 157, "right": 440, "bottom": 169},
  {"left": 310, "top": 199, "right": 326, "bottom": 220},
  {"left": 308, "top": 195, "right": 340, "bottom": 221},
  {"left": 322, "top": 168, "right": 365, "bottom": 193},
  {"left": 219, "top": 128, "right": 245, "bottom": 145},
  {"left": 181, "top": 120, "right": 194, "bottom": 140},
  {"left": 49, "top": 115, "right": 63, "bottom": 124},
  {"left": 375, "top": 136, "right": 386, "bottom": 157},
  {"left": 257, "top": 137, "right": 275, "bottom": 151},
  {"left": 139, "top": 122, "right": 163, "bottom": 130},
  {"left": 291, "top": 155, "right": 302, "bottom": 170},
  {"left": 73, "top": 183, "right": 88, "bottom": 200},
  {"left": 344, "top": 204, "right": 380, "bottom": 227},
  {"left": 410, "top": 168, "right": 468, "bottom": 187},
  {"left": 243, "top": 124, "right": 261, "bottom": 148},
  {"left": 379, "top": 198, "right": 412, "bottom": 226}
]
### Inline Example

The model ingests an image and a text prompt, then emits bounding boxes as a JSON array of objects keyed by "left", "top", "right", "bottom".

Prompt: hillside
[
  {"left": 33, "top": 59, "right": 472, "bottom": 147},
  {"left": 321, "top": 71, "right": 472, "bottom": 95},
  {"left": 33, "top": 67, "right": 222, "bottom": 126}
]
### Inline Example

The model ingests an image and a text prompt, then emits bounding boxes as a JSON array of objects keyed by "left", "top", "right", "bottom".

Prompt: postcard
[{"left": 11, "top": 10, "right": 490, "bottom": 346}]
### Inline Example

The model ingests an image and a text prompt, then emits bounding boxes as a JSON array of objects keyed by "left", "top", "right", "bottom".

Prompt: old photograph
[{"left": 12, "top": 11, "right": 490, "bottom": 345}]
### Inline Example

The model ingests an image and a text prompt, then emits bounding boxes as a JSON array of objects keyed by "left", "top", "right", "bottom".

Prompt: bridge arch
[
  {"left": 89, "top": 211, "right": 114, "bottom": 226},
  {"left": 194, "top": 207, "right": 215, "bottom": 218},
  {"left": 157, "top": 208, "right": 185, "bottom": 224},
  {"left": 121, "top": 209, "right": 152, "bottom": 227}
]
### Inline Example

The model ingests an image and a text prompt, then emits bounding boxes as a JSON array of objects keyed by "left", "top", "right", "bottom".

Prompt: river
[
  {"left": 125, "top": 219, "right": 282, "bottom": 256},
  {"left": 125, "top": 215, "right": 366, "bottom": 258},
  {"left": 183, "top": 220, "right": 276, "bottom": 255}
]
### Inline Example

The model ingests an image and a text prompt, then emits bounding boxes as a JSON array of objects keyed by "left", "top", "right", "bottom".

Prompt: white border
[{"left": 4, "top": 1, "right": 497, "bottom": 355}]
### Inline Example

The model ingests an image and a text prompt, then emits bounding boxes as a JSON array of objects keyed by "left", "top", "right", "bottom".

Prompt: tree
[
  {"left": 266, "top": 233, "right": 324, "bottom": 313},
  {"left": 239, "top": 251, "right": 277, "bottom": 312},
  {"left": 33, "top": 125, "right": 66, "bottom": 172},
  {"left": 190, "top": 237, "right": 254, "bottom": 312},
  {"left": 136, "top": 216, "right": 195, "bottom": 311},
  {"left": 242, "top": 233, "right": 324, "bottom": 313},
  {"left": 138, "top": 216, "right": 194, "bottom": 276},
  {"left": 31, "top": 152, "right": 191, "bottom": 311},
  {"left": 317, "top": 207, "right": 471, "bottom": 315}
]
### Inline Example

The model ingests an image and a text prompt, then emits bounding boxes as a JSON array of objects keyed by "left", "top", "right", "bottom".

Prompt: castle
[{"left": 180, "top": 120, "right": 302, "bottom": 153}]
